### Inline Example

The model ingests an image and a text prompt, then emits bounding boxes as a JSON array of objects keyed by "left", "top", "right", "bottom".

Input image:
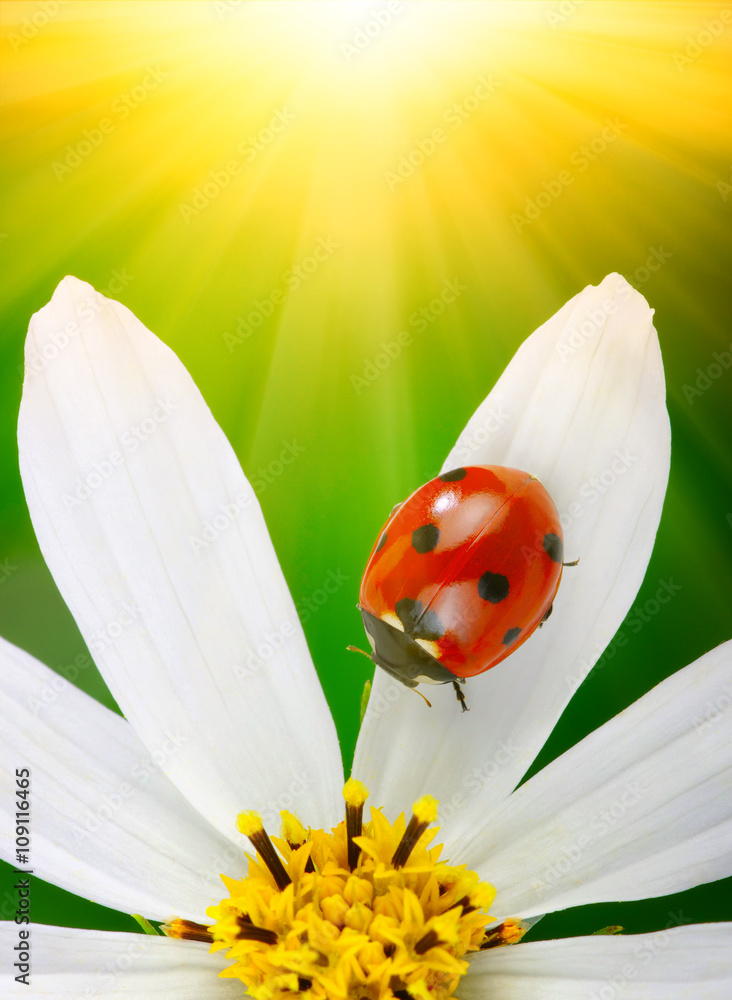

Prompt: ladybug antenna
[
  {"left": 347, "top": 644, "right": 373, "bottom": 661},
  {"left": 413, "top": 687, "right": 432, "bottom": 709},
  {"left": 563, "top": 557, "right": 580, "bottom": 567}
]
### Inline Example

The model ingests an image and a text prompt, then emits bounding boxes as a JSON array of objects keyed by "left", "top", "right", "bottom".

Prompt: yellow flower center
[{"left": 165, "top": 780, "right": 525, "bottom": 1000}]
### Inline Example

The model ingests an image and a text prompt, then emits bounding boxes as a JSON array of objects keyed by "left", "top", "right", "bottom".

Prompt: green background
[{"left": 1, "top": 0, "right": 731, "bottom": 947}]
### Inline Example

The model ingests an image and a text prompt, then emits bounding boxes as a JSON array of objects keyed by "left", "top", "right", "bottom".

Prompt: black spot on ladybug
[
  {"left": 439, "top": 468, "right": 467, "bottom": 482},
  {"left": 376, "top": 532, "right": 387, "bottom": 552},
  {"left": 502, "top": 627, "right": 521, "bottom": 645},
  {"left": 411, "top": 523, "right": 440, "bottom": 553},
  {"left": 478, "top": 571, "right": 510, "bottom": 604},
  {"left": 394, "top": 597, "right": 445, "bottom": 641},
  {"left": 543, "top": 532, "right": 563, "bottom": 563}
]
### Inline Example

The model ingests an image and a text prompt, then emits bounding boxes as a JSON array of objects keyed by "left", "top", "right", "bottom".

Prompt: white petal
[
  {"left": 462, "top": 923, "right": 732, "bottom": 1000},
  {"left": 18, "top": 277, "right": 343, "bottom": 840},
  {"left": 0, "top": 923, "right": 240, "bottom": 998},
  {"left": 0, "top": 636, "right": 245, "bottom": 922},
  {"left": 461, "top": 642, "right": 732, "bottom": 919},
  {"left": 354, "top": 274, "right": 670, "bottom": 835}
]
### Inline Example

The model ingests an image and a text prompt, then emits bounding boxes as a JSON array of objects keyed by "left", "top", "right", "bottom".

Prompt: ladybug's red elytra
[{"left": 357, "top": 465, "right": 569, "bottom": 712}]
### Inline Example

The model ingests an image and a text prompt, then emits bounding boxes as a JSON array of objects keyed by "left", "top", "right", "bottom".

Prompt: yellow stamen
[
  {"left": 479, "top": 917, "right": 529, "bottom": 949},
  {"left": 280, "top": 811, "right": 308, "bottom": 847},
  {"left": 343, "top": 777, "right": 369, "bottom": 809},
  {"left": 500, "top": 919, "right": 527, "bottom": 945},
  {"left": 237, "top": 810, "right": 291, "bottom": 891},
  {"left": 237, "top": 810, "right": 264, "bottom": 838},
  {"left": 392, "top": 796, "right": 439, "bottom": 869},
  {"left": 413, "top": 795, "right": 438, "bottom": 825},
  {"left": 280, "top": 811, "right": 316, "bottom": 874},
  {"left": 203, "top": 785, "right": 506, "bottom": 1000},
  {"left": 162, "top": 917, "right": 213, "bottom": 943},
  {"left": 343, "top": 778, "right": 370, "bottom": 870}
]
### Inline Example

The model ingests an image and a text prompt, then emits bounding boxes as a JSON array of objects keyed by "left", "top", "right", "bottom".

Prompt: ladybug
[{"left": 356, "top": 466, "right": 571, "bottom": 711}]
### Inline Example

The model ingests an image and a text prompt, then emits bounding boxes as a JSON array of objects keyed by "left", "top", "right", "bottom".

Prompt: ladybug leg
[
  {"left": 452, "top": 679, "right": 469, "bottom": 713},
  {"left": 538, "top": 603, "right": 553, "bottom": 627}
]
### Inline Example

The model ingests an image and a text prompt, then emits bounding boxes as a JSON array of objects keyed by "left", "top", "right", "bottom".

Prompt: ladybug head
[{"left": 358, "top": 605, "right": 455, "bottom": 690}]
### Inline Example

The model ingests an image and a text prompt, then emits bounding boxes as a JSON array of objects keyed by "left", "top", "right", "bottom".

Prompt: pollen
[
  {"left": 343, "top": 777, "right": 369, "bottom": 809},
  {"left": 281, "top": 811, "right": 309, "bottom": 848},
  {"left": 237, "top": 811, "right": 266, "bottom": 838},
  {"left": 412, "top": 795, "right": 438, "bottom": 826},
  {"left": 196, "top": 783, "right": 521, "bottom": 1000}
]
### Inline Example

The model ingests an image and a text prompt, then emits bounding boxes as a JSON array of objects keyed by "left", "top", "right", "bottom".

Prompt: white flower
[{"left": 1, "top": 274, "right": 731, "bottom": 999}]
